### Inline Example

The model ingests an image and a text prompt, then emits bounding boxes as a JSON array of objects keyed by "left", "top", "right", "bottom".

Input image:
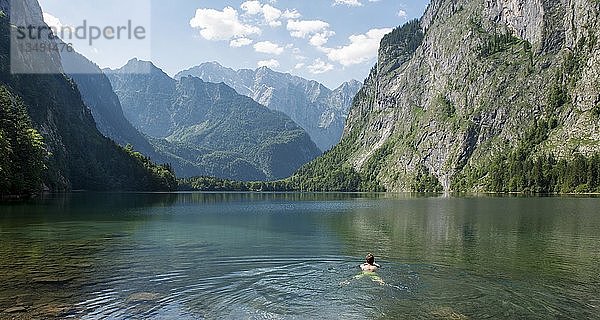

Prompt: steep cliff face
[
  {"left": 60, "top": 51, "right": 156, "bottom": 155},
  {"left": 297, "top": 0, "right": 600, "bottom": 192},
  {"left": 175, "top": 63, "right": 361, "bottom": 151}
]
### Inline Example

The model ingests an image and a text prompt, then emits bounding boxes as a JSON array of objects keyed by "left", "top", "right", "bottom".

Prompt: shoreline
[{"left": 2, "top": 190, "right": 599, "bottom": 200}]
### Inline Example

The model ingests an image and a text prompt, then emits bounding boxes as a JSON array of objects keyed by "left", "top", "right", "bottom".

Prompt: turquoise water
[{"left": 0, "top": 193, "right": 599, "bottom": 319}]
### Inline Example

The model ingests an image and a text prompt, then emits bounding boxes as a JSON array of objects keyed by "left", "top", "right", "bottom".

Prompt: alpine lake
[{"left": 0, "top": 193, "right": 598, "bottom": 319}]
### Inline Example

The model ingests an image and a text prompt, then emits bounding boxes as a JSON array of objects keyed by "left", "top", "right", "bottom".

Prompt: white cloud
[
  {"left": 333, "top": 0, "right": 363, "bottom": 6},
  {"left": 241, "top": 1, "right": 262, "bottom": 15},
  {"left": 253, "top": 41, "right": 284, "bottom": 55},
  {"left": 287, "top": 19, "right": 330, "bottom": 38},
  {"left": 257, "top": 59, "right": 280, "bottom": 68},
  {"left": 43, "top": 12, "right": 74, "bottom": 35},
  {"left": 397, "top": 10, "right": 407, "bottom": 19},
  {"left": 325, "top": 28, "right": 392, "bottom": 66},
  {"left": 308, "top": 59, "right": 334, "bottom": 74},
  {"left": 262, "top": 4, "right": 282, "bottom": 27},
  {"left": 190, "top": 7, "right": 261, "bottom": 41},
  {"left": 241, "top": 1, "right": 292, "bottom": 27},
  {"left": 230, "top": 37, "right": 254, "bottom": 47},
  {"left": 292, "top": 48, "right": 307, "bottom": 60},
  {"left": 287, "top": 19, "right": 335, "bottom": 47},
  {"left": 309, "top": 30, "right": 336, "bottom": 47},
  {"left": 294, "top": 63, "right": 305, "bottom": 69},
  {"left": 43, "top": 12, "right": 64, "bottom": 30},
  {"left": 282, "top": 9, "right": 301, "bottom": 19}
]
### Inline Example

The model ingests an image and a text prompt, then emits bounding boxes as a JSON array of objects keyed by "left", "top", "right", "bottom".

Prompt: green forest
[
  {"left": 0, "top": 84, "right": 177, "bottom": 197},
  {"left": 451, "top": 114, "right": 600, "bottom": 194},
  {"left": 179, "top": 176, "right": 293, "bottom": 192},
  {"left": 454, "top": 150, "right": 600, "bottom": 194},
  {"left": 0, "top": 86, "right": 46, "bottom": 197},
  {"left": 181, "top": 150, "right": 600, "bottom": 194},
  {"left": 380, "top": 19, "right": 424, "bottom": 56},
  {"left": 0, "top": 83, "right": 178, "bottom": 197}
]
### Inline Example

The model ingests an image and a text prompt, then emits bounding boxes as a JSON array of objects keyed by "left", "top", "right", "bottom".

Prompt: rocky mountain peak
[
  {"left": 116, "top": 58, "right": 164, "bottom": 75},
  {"left": 335, "top": 80, "right": 362, "bottom": 93}
]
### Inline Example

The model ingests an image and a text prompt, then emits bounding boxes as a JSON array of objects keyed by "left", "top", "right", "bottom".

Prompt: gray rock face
[
  {"left": 0, "top": 0, "right": 43, "bottom": 27},
  {"left": 487, "top": 0, "right": 566, "bottom": 53},
  {"left": 175, "top": 63, "right": 362, "bottom": 151},
  {"left": 62, "top": 52, "right": 233, "bottom": 180},
  {"left": 310, "top": 0, "right": 600, "bottom": 192},
  {"left": 1, "top": 0, "right": 63, "bottom": 74},
  {"left": 106, "top": 59, "right": 175, "bottom": 138}
]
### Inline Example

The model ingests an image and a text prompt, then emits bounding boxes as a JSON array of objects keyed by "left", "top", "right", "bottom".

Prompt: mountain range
[
  {"left": 5, "top": 0, "right": 359, "bottom": 185},
  {"left": 104, "top": 59, "right": 321, "bottom": 181},
  {"left": 175, "top": 63, "right": 362, "bottom": 151},
  {"left": 4, "top": 0, "right": 600, "bottom": 195}
]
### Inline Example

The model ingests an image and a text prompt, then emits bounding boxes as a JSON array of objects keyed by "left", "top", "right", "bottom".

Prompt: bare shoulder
[{"left": 360, "top": 263, "right": 378, "bottom": 272}]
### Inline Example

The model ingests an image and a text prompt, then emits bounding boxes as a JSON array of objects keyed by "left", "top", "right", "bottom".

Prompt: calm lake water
[{"left": 0, "top": 193, "right": 599, "bottom": 319}]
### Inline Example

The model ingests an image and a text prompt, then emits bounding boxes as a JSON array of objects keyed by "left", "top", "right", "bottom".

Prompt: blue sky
[{"left": 39, "top": 0, "right": 429, "bottom": 88}]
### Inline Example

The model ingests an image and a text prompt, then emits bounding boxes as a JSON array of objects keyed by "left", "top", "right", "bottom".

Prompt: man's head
[{"left": 366, "top": 253, "right": 375, "bottom": 265}]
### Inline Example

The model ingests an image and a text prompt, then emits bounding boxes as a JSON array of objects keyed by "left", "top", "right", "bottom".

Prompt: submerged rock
[
  {"left": 431, "top": 306, "right": 469, "bottom": 319},
  {"left": 127, "top": 292, "right": 161, "bottom": 302},
  {"left": 4, "top": 306, "right": 27, "bottom": 313},
  {"left": 41, "top": 304, "right": 74, "bottom": 317}
]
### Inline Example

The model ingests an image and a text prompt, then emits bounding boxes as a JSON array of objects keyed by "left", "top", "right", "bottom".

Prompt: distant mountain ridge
[
  {"left": 175, "top": 63, "right": 362, "bottom": 151},
  {"left": 59, "top": 45, "right": 211, "bottom": 178},
  {"left": 106, "top": 59, "right": 321, "bottom": 181}
]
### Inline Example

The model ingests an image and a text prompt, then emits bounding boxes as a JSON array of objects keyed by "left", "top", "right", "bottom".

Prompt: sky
[{"left": 38, "top": 0, "right": 430, "bottom": 89}]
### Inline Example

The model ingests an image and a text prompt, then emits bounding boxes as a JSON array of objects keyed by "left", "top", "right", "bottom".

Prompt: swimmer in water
[
  {"left": 341, "top": 253, "right": 385, "bottom": 286},
  {"left": 360, "top": 253, "right": 381, "bottom": 272}
]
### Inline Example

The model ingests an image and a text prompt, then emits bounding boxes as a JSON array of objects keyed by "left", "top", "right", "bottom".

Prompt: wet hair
[{"left": 366, "top": 253, "right": 375, "bottom": 265}]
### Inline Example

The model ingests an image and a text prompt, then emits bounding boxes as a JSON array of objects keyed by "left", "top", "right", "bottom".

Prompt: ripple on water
[{"left": 66, "top": 255, "right": 417, "bottom": 319}]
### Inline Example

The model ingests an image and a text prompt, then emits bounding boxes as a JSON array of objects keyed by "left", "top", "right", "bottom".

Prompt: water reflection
[
  {"left": 0, "top": 193, "right": 598, "bottom": 319},
  {"left": 326, "top": 197, "right": 600, "bottom": 318}
]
